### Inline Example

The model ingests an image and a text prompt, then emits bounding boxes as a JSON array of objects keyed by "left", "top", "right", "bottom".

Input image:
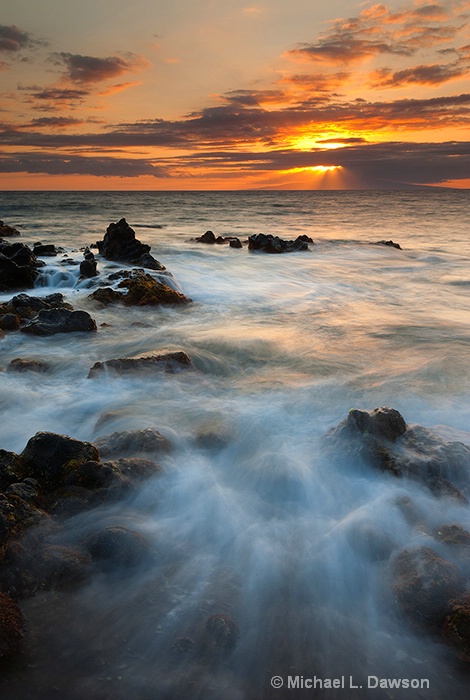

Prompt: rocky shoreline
[{"left": 0, "top": 217, "right": 468, "bottom": 683}]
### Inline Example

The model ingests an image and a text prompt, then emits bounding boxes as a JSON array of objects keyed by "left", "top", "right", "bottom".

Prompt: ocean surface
[{"left": 0, "top": 190, "right": 469, "bottom": 698}]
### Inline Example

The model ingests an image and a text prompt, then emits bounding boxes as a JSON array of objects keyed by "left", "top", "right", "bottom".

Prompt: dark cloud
[
  {"left": 370, "top": 62, "right": 468, "bottom": 87},
  {"left": 30, "top": 87, "right": 90, "bottom": 102},
  {"left": 49, "top": 52, "right": 148, "bottom": 84},
  {"left": 221, "top": 89, "right": 286, "bottom": 107},
  {"left": 0, "top": 152, "right": 168, "bottom": 178},
  {"left": 0, "top": 25, "right": 42, "bottom": 53},
  {"left": 27, "top": 117, "right": 85, "bottom": 128}
]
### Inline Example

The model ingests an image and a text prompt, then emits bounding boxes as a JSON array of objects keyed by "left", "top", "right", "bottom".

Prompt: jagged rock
[
  {"left": 21, "top": 308, "right": 97, "bottom": 335},
  {"left": 0, "top": 313, "right": 20, "bottom": 331},
  {"left": 0, "top": 292, "right": 73, "bottom": 322},
  {"left": 0, "top": 593, "right": 24, "bottom": 658},
  {"left": 389, "top": 546, "right": 462, "bottom": 630},
  {"left": 0, "top": 241, "right": 40, "bottom": 291},
  {"left": 0, "top": 451, "right": 24, "bottom": 492},
  {"left": 33, "top": 244, "right": 57, "bottom": 256},
  {"left": 20, "top": 432, "right": 100, "bottom": 490},
  {"left": 0, "top": 493, "right": 51, "bottom": 554},
  {"left": 88, "top": 287, "right": 124, "bottom": 305},
  {"left": 7, "top": 358, "right": 49, "bottom": 373},
  {"left": 248, "top": 233, "right": 311, "bottom": 253},
  {"left": 95, "top": 428, "right": 171, "bottom": 458},
  {"left": 196, "top": 230, "right": 216, "bottom": 244},
  {"left": 96, "top": 218, "right": 165, "bottom": 270},
  {"left": 83, "top": 525, "right": 152, "bottom": 570},
  {"left": 79, "top": 247, "right": 98, "bottom": 278},
  {"left": 443, "top": 594, "right": 470, "bottom": 663},
  {"left": 323, "top": 408, "right": 470, "bottom": 499},
  {"left": 0, "top": 221, "right": 21, "bottom": 237},
  {"left": 373, "top": 240, "right": 402, "bottom": 249},
  {"left": 88, "top": 351, "right": 192, "bottom": 378},
  {"left": 118, "top": 272, "right": 191, "bottom": 306}
]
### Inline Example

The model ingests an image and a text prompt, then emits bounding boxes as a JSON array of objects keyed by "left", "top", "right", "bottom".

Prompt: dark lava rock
[
  {"left": 0, "top": 221, "right": 21, "bottom": 237},
  {"left": 196, "top": 230, "right": 216, "bottom": 244},
  {"left": 119, "top": 272, "right": 191, "bottom": 306},
  {"left": 434, "top": 524, "right": 470, "bottom": 548},
  {"left": 20, "top": 432, "right": 100, "bottom": 490},
  {"left": 21, "top": 308, "right": 97, "bottom": 335},
  {"left": 172, "top": 636, "right": 195, "bottom": 656},
  {"left": 63, "top": 457, "right": 161, "bottom": 502},
  {"left": 0, "top": 451, "right": 24, "bottom": 492},
  {"left": 88, "top": 351, "right": 192, "bottom": 378},
  {"left": 229, "top": 238, "right": 242, "bottom": 249},
  {"left": 323, "top": 407, "right": 470, "bottom": 499},
  {"left": 31, "top": 544, "right": 92, "bottom": 591},
  {"left": 0, "top": 292, "right": 73, "bottom": 322},
  {"left": 200, "top": 613, "right": 239, "bottom": 658},
  {"left": 443, "top": 594, "right": 470, "bottom": 663},
  {"left": 95, "top": 428, "right": 171, "bottom": 458},
  {"left": 248, "top": 233, "right": 311, "bottom": 253},
  {"left": 7, "top": 358, "right": 49, "bottom": 373},
  {"left": 0, "top": 241, "right": 39, "bottom": 291},
  {"left": 33, "top": 244, "right": 57, "bottom": 256},
  {"left": 96, "top": 218, "right": 165, "bottom": 270},
  {"left": 0, "top": 493, "right": 51, "bottom": 552},
  {"left": 88, "top": 287, "right": 125, "bottom": 305},
  {"left": 373, "top": 240, "right": 402, "bottom": 250},
  {"left": 0, "top": 593, "right": 24, "bottom": 658},
  {"left": 83, "top": 525, "right": 152, "bottom": 570},
  {"left": 0, "top": 313, "right": 20, "bottom": 331},
  {"left": 5, "top": 480, "right": 39, "bottom": 502},
  {"left": 389, "top": 546, "right": 462, "bottom": 630},
  {"left": 79, "top": 247, "right": 98, "bottom": 278}
]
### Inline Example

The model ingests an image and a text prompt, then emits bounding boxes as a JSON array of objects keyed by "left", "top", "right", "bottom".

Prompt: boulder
[
  {"left": 7, "top": 358, "right": 49, "bottom": 373},
  {"left": 118, "top": 272, "right": 191, "bottom": 306},
  {"left": 434, "top": 524, "right": 470, "bottom": 548},
  {"left": 200, "top": 613, "right": 239, "bottom": 658},
  {"left": 389, "top": 546, "right": 462, "bottom": 630},
  {"left": 95, "top": 428, "right": 171, "bottom": 458},
  {"left": 373, "top": 240, "right": 402, "bottom": 249},
  {"left": 83, "top": 525, "right": 152, "bottom": 570},
  {"left": 0, "top": 593, "right": 24, "bottom": 658},
  {"left": 33, "top": 244, "right": 57, "bottom": 256},
  {"left": 88, "top": 287, "right": 125, "bottom": 305},
  {"left": 79, "top": 247, "right": 97, "bottom": 278},
  {"left": 323, "top": 408, "right": 470, "bottom": 499},
  {"left": 0, "top": 450, "right": 24, "bottom": 492},
  {"left": 229, "top": 238, "right": 242, "bottom": 249},
  {"left": 0, "top": 241, "right": 39, "bottom": 291},
  {"left": 443, "top": 594, "right": 470, "bottom": 663},
  {"left": 63, "top": 456, "right": 161, "bottom": 500},
  {"left": 196, "top": 230, "right": 216, "bottom": 244},
  {"left": 0, "top": 292, "right": 73, "bottom": 322},
  {"left": 96, "top": 218, "right": 165, "bottom": 270},
  {"left": 0, "top": 313, "right": 20, "bottom": 331},
  {"left": 248, "top": 233, "right": 311, "bottom": 253},
  {"left": 0, "top": 221, "right": 21, "bottom": 237},
  {"left": 21, "top": 308, "right": 97, "bottom": 335},
  {"left": 88, "top": 351, "right": 192, "bottom": 377}
]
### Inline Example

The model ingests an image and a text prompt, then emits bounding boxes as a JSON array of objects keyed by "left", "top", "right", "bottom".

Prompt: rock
[
  {"left": 83, "top": 525, "right": 152, "bottom": 570},
  {"left": 0, "top": 241, "right": 39, "bottom": 291},
  {"left": 20, "top": 432, "right": 100, "bottom": 490},
  {"left": 0, "top": 221, "right": 21, "bottom": 237},
  {"left": 389, "top": 546, "right": 462, "bottom": 630},
  {"left": 33, "top": 244, "right": 57, "bottom": 256},
  {"left": 96, "top": 218, "right": 165, "bottom": 270},
  {"left": 200, "top": 613, "right": 239, "bottom": 657},
  {"left": 79, "top": 247, "right": 97, "bottom": 278},
  {"left": 0, "top": 292, "right": 73, "bottom": 322},
  {"left": 0, "top": 450, "right": 24, "bottom": 491},
  {"left": 434, "top": 524, "right": 470, "bottom": 548},
  {"left": 248, "top": 233, "right": 310, "bottom": 253},
  {"left": 119, "top": 272, "right": 191, "bottom": 306},
  {"left": 0, "top": 593, "right": 24, "bottom": 658},
  {"left": 229, "top": 238, "right": 242, "bottom": 249},
  {"left": 21, "top": 308, "right": 97, "bottom": 335},
  {"left": 0, "top": 493, "right": 51, "bottom": 550},
  {"left": 88, "top": 351, "right": 192, "bottom": 378},
  {"left": 323, "top": 408, "right": 470, "bottom": 499},
  {"left": 5, "top": 480, "right": 39, "bottom": 502},
  {"left": 0, "top": 313, "right": 20, "bottom": 331},
  {"left": 172, "top": 636, "right": 195, "bottom": 656},
  {"left": 88, "top": 287, "right": 125, "bottom": 305},
  {"left": 7, "top": 358, "right": 49, "bottom": 373},
  {"left": 373, "top": 240, "right": 402, "bottom": 250},
  {"left": 443, "top": 594, "right": 470, "bottom": 663},
  {"left": 63, "top": 456, "right": 161, "bottom": 500},
  {"left": 196, "top": 230, "right": 216, "bottom": 244},
  {"left": 95, "top": 428, "right": 171, "bottom": 458}
]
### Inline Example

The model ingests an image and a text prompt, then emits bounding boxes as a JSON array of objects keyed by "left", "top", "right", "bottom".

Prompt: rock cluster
[
  {"left": 96, "top": 218, "right": 165, "bottom": 270},
  {"left": 0, "top": 221, "right": 21, "bottom": 237},
  {"left": 88, "top": 351, "right": 192, "bottom": 378},
  {"left": 89, "top": 270, "right": 191, "bottom": 307},
  {"left": 0, "top": 293, "right": 97, "bottom": 337},
  {"left": 79, "top": 247, "right": 97, "bottom": 278},
  {"left": 0, "top": 240, "right": 41, "bottom": 292},
  {"left": 248, "top": 233, "right": 313, "bottom": 253}
]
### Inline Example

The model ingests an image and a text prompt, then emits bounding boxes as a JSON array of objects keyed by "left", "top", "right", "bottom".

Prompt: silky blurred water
[{"left": 0, "top": 190, "right": 469, "bottom": 699}]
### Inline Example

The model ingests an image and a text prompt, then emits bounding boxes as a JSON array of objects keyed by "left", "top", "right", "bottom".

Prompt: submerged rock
[
  {"left": 0, "top": 313, "right": 20, "bottom": 331},
  {"left": 83, "top": 525, "right": 152, "bottom": 570},
  {"left": 373, "top": 240, "right": 402, "bottom": 250},
  {"left": 200, "top": 613, "right": 240, "bottom": 658},
  {"left": 21, "top": 308, "right": 97, "bottom": 335},
  {"left": 7, "top": 358, "right": 49, "bottom": 373},
  {"left": 95, "top": 428, "right": 171, "bottom": 458},
  {"left": 96, "top": 218, "right": 165, "bottom": 270},
  {"left": 88, "top": 351, "right": 192, "bottom": 377},
  {"left": 0, "top": 593, "right": 24, "bottom": 658},
  {"left": 434, "top": 524, "right": 470, "bottom": 548},
  {"left": 0, "top": 221, "right": 21, "bottom": 237},
  {"left": 248, "top": 233, "right": 312, "bottom": 253},
  {"left": 389, "top": 546, "right": 462, "bottom": 630},
  {"left": 443, "top": 594, "right": 470, "bottom": 663},
  {"left": 323, "top": 407, "right": 470, "bottom": 499}
]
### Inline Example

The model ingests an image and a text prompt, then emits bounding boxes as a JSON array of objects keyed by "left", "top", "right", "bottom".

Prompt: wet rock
[
  {"left": 323, "top": 408, "right": 470, "bottom": 499},
  {"left": 0, "top": 313, "right": 20, "bottom": 331},
  {"left": 96, "top": 218, "right": 165, "bottom": 270},
  {"left": 443, "top": 594, "right": 470, "bottom": 663},
  {"left": 196, "top": 230, "right": 216, "bottom": 244},
  {"left": 0, "top": 593, "right": 24, "bottom": 658},
  {"left": 33, "top": 243, "right": 57, "bottom": 256},
  {"left": 119, "top": 272, "right": 191, "bottom": 306},
  {"left": 229, "top": 238, "right": 242, "bottom": 249},
  {"left": 20, "top": 432, "right": 100, "bottom": 490},
  {"left": 88, "top": 287, "right": 125, "bottom": 305},
  {"left": 200, "top": 613, "right": 239, "bottom": 658},
  {"left": 0, "top": 221, "right": 21, "bottom": 237},
  {"left": 5, "top": 480, "right": 39, "bottom": 502},
  {"left": 434, "top": 524, "right": 470, "bottom": 548},
  {"left": 88, "top": 351, "right": 192, "bottom": 378},
  {"left": 389, "top": 546, "right": 462, "bottom": 630},
  {"left": 0, "top": 451, "right": 24, "bottom": 491},
  {"left": 373, "top": 240, "right": 402, "bottom": 250},
  {"left": 63, "top": 456, "right": 161, "bottom": 501},
  {"left": 248, "top": 233, "right": 311, "bottom": 253},
  {"left": 172, "top": 636, "right": 195, "bottom": 656},
  {"left": 83, "top": 525, "right": 152, "bottom": 570},
  {"left": 0, "top": 241, "right": 39, "bottom": 291},
  {"left": 79, "top": 247, "right": 98, "bottom": 278},
  {"left": 95, "top": 428, "right": 171, "bottom": 458},
  {"left": 0, "top": 292, "right": 73, "bottom": 322},
  {"left": 21, "top": 308, "right": 97, "bottom": 335},
  {"left": 7, "top": 358, "right": 49, "bottom": 373},
  {"left": 0, "top": 493, "right": 51, "bottom": 552}
]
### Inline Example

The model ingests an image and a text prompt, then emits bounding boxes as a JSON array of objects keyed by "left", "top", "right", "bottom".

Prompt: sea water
[{"left": 0, "top": 190, "right": 469, "bottom": 698}]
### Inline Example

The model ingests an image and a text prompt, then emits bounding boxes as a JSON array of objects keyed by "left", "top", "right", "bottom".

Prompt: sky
[{"left": 0, "top": 0, "right": 469, "bottom": 189}]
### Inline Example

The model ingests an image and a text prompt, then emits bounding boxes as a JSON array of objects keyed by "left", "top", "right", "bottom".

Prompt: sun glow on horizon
[{"left": 281, "top": 165, "right": 342, "bottom": 174}]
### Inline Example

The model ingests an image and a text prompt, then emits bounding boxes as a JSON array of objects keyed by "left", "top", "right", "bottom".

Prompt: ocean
[{"left": 0, "top": 189, "right": 469, "bottom": 698}]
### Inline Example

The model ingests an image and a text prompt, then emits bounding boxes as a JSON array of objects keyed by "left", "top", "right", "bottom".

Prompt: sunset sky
[{"left": 0, "top": 0, "right": 469, "bottom": 189}]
